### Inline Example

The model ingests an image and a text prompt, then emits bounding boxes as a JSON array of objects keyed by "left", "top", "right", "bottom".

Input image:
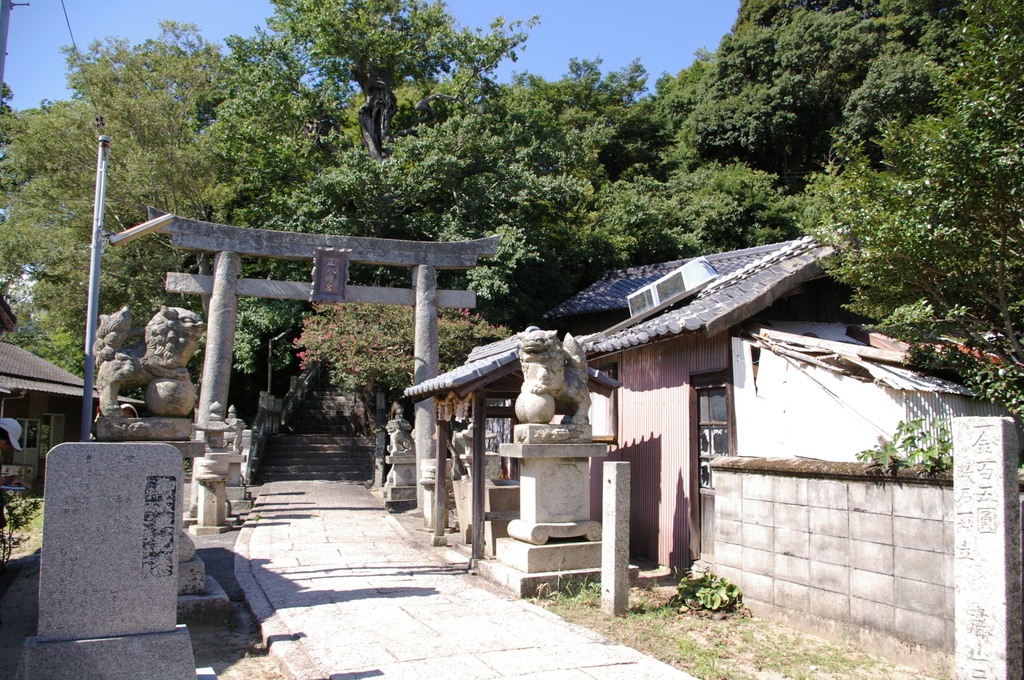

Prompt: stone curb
[{"left": 233, "top": 483, "right": 329, "bottom": 680}]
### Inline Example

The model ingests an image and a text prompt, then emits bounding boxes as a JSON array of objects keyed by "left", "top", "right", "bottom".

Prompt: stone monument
[
  {"left": 383, "top": 406, "right": 417, "bottom": 511},
  {"left": 190, "top": 404, "right": 238, "bottom": 535},
  {"left": 90, "top": 305, "right": 228, "bottom": 625},
  {"left": 953, "top": 417, "right": 1022, "bottom": 680},
  {"left": 18, "top": 443, "right": 200, "bottom": 679},
  {"left": 481, "top": 328, "right": 612, "bottom": 596}
]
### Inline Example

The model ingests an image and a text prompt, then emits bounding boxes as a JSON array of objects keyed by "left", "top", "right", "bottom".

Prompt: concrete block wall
[{"left": 709, "top": 457, "right": 959, "bottom": 676}]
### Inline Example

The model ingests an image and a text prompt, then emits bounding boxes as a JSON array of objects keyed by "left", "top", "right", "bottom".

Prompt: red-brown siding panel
[{"left": 594, "top": 332, "right": 728, "bottom": 568}]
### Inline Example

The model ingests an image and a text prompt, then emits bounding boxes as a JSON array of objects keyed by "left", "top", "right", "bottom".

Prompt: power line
[{"left": 59, "top": 0, "right": 102, "bottom": 122}]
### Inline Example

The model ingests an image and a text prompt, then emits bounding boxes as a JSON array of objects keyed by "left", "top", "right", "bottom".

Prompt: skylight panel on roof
[
  {"left": 625, "top": 258, "right": 718, "bottom": 319},
  {"left": 627, "top": 287, "right": 657, "bottom": 317}
]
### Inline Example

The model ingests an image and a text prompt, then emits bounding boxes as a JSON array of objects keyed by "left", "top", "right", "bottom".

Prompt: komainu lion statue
[
  {"left": 385, "top": 406, "right": 414, "bottom": 456},
  {"left": 514, "top": 327, "right": 591, "bottom": 441},
  {"left": 95, "top": 306, "right": 206, "bottom": 418}
]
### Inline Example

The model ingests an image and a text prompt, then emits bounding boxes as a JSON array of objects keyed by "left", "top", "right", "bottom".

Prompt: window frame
[
  {"left": 690, "top": 370, "right": 734, "bottom": 492},
  {"left": 589, "top": 362, "right": 619, "bottom": 444}
]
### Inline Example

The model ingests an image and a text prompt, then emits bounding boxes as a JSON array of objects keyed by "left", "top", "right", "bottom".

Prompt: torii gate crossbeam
[{"left": 113, "top": 212, "right": 498, "bottom": 513}]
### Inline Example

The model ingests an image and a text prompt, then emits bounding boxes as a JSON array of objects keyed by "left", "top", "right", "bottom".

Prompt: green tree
[
  {"left": 268, "top": 0, "right": 532, "bottom": 161},
  {"left": 671, "top": 162, "right": 804, "bottom": 252},
  {"left": 679, "top": 0, "right": 962, "bottom": 186},
  {"left": 809, "top": 0, "right": 1024, "bottom": 413},
  {"left": 0, "top": 23, "right": 224, "bottom": 372}
]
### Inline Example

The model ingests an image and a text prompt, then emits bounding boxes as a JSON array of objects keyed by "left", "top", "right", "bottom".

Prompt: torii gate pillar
[
  {"left": 413, "top": 265, "right": 439, "bottom": 514},
  {"left": 197, "top": 251, "right": 241, "bottom": 424}
]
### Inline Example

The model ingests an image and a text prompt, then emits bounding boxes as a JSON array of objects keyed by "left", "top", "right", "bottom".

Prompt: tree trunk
[{"left": 355, "top": 68, "right": 397, "bottom": 161}]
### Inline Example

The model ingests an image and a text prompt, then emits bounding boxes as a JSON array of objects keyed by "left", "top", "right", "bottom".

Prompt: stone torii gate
[{"left": 113, "top": 213, "right": 498, "bottom": 506}]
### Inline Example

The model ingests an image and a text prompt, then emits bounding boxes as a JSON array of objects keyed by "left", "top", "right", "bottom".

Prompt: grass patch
[{"left": 533, "top": 582, "right": 936, "bottom": 680}]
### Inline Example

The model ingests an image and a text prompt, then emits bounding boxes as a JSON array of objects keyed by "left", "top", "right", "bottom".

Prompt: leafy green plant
[
  {"left": 856, "top": 418, "right": 953, "bottom": 474},
  {"left": 1, "top": 495, "right": 43, "bottom": 574},
  {"left": 671, "top": 571, "right": 743, "bottom": 613}
]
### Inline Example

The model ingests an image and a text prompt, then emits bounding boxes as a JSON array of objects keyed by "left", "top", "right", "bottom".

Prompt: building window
[
  {"left": 697, "top": 386, "right": 729, "bottom": 490},
  {"left": 589, "top": 363, "right": 618, "bottom": 443}
]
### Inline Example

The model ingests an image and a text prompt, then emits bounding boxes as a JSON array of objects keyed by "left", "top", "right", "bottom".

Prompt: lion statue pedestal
[
  {"left": 482, "top": 328, "right": 620, "bottom": 597},
  {"left": 382, "top": 406, "right": 417, "bottom": 512},
  {"left": 88, "top": 306, "right": 228, "bottom": 624}
]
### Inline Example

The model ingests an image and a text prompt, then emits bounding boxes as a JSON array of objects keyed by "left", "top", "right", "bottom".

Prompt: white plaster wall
[{"left": 732, "top": 338, "right": 905, "bottom": 462}]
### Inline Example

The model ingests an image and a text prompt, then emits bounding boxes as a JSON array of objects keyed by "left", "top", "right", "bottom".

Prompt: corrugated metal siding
[
  {"left": 902, "top": 391, "right": 1021, "bottom": 441},
  {"left": 903, "top": 391, "right": 1010, "bottom": 423},
  {"left": 592, "top": 332, "right": 730, "bottom": 569}
]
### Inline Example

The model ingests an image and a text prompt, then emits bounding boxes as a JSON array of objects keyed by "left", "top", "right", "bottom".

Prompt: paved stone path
[{"left": 236, "top": 480, "right": 695, "bottom": 680}]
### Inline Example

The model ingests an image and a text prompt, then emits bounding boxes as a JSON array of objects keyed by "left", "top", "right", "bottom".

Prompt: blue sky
[{"left": 5, "top": 1, "right": 739, "bottom": 110}]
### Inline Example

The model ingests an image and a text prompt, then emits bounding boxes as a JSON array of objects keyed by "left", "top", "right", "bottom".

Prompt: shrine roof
[
  {"left": 583, "top": 237, "right": 831, "bottom": 354},
  {"left": 405, "top": 338, "right": 620, "bottom": 402},
  {"left": 543, "top": 241, "right": 796, "bottom": 319}
]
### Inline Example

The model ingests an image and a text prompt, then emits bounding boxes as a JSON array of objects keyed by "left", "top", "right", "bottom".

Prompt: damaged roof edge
[{"left": 584, "top": 241, "right": 827, "bottom": 355}]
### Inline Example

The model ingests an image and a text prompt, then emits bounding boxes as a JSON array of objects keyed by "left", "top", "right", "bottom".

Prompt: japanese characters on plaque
[
  {"left": 141, "top": 475, "right": 177, "bottom": 578},
  {"left": 952, "top": 418, "right": 1023, "bottom": 680},
  {"left": 953, "top": 438, "right": 1000, "bottom": 562},
  {"left": 310, "top": 247, "right": 352, "bottom": 303}
]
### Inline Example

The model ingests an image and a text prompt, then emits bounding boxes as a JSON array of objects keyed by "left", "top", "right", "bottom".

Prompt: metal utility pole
[
  {"left": 80, "top": 129, "right": 110, "bottom": 440},
  {"left": 0, "top": 0, "right": 12, "bottom": 85},
  {"left": 0, "top": 0, "right": 27, "bottom": 88}
]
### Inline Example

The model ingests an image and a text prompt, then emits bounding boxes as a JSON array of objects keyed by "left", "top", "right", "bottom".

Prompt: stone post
[
  {"left": 413, "top": 264, "right": 439, "bottom": 511},
  {"left": 602, "top": 461, "right": 630, "bottom": 617},
  {"left": 196, "top": 251, "right": 241, "bottom": 425},
  {"left": 190, "top": 454, "right": 229, "bottom": 536},
  {"left": 374, "top": 390, "right": 386, "bottom": 488},
  {"left": 432, "top": 419, "right": 449, "bottom": 546},
  {"left": 953, "top": 416, "right": 1022, "bottom": 680}
]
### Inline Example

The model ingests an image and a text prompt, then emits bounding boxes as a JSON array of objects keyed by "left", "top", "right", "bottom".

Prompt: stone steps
[
  {"left": 257, "top": 374, "right": 374, "bottom": 481},
  {"left": 265, "top": 436, "right": 374, "bottom": 447},
  {"left": 258, "top": 434, "right": 374, "bottom": 483},
  {"left": 258, "top": 471, "right": 371, "bottom": 482},
  {"left": 260, "top": 464, "right": 371, "bottom": 475}
]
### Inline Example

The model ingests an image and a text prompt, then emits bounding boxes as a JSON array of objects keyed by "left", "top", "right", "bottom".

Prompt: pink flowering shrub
[{"left": 296, "top": 303, "right": 510, "bottom": 395}]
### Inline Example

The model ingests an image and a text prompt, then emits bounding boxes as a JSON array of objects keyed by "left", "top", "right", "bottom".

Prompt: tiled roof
[
  {"left": 405, "top": 345, "right": 520, "bottom": 400},
  {"left": 407, "top": 238, "right": 829, "bottom": 399},
  {"left": 585, "top": 237, "right": 831, "bottom": 354},
  {"left": 544, "top": 241, "right": 798, "bottom": 319},
  {"left": 0, "top": 341, "right": 90, "bottom": 397},
  {"left": 467, "top": 335, "right": 519, "bottom": 363},
  {"left": 406, "top": 334, "right": 621, "bottom": 401}
]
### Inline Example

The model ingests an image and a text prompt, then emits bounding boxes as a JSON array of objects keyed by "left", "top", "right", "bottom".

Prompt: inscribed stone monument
[
  {"left": 19, "top": 442, "right": 198, "bottom": 680},
  {"left": 953, "top": 417, "right": 1022, "bottom": 680}
]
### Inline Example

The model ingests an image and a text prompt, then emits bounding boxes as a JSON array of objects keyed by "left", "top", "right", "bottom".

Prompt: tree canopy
[
  {"left": 809, "top": 0, "right": 1024, "bottom": 413},
  {"left": 269, "top": 0, "right": 533, "bottom": 161},
  {"left": 0, "top": 23, "right": 223, "bottom": 371},
  {"left": 3, "top": 0, "right": 1007, "bottom": 407}
]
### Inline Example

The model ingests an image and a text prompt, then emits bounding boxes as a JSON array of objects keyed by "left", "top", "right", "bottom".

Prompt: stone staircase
[
  {"left": 285, "top": 382, "right": 369, "bottom": 435},
  {"left": 257, "top": 375, "right": 375, "bottom": 483},
  {"left": 257, "top": 435, "right": 375, "bottom": 482}
]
